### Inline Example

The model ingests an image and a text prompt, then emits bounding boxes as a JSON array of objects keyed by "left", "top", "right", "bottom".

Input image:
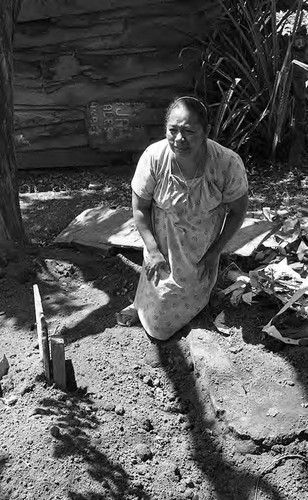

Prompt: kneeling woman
[{"left": 117, "top": 96, "right": 248, "bottom": 340}]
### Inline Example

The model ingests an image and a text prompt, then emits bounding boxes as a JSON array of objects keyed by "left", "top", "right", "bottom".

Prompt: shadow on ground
[
  {"left": 0, "top": 244, "right": 141, "bottom": 344},
  {"left": 0, "top": 454, "right": 10, "bottom": 500},
  {"left": 154, "top": 332, "right": 284, "bottom": 500},
  {"left": 37, "top": 392, "right": 150, "bottom": 500}
]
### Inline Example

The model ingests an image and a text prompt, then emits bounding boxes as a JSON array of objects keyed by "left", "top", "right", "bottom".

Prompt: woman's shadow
[{"left": 150, "top": 327, "right": 284, "bottom": 500}]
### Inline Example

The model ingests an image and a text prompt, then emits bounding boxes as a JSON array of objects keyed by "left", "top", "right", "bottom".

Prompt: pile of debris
[{"left": 220, "top": 208, "right": 308, "bottom": 345}]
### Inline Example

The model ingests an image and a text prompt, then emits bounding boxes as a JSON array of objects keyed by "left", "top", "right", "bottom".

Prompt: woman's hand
[
  {"left": 197, "top": 249, "right": 220, "bottom": 281},
  {"left": 145, "top": 250, "right": 170, "bottom": 286}
]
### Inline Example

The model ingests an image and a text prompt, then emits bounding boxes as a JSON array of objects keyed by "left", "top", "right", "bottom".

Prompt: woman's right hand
[{"left": 145, "top": 250, "right": 170, "bottom": 286}]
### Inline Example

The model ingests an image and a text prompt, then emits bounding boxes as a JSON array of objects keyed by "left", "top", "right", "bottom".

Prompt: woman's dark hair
[{"left": 165, "top": 96, "right": 209, "bottom": 133}]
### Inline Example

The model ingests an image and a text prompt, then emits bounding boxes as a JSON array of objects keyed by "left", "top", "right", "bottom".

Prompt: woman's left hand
[{"left": 197, "top": 250, "right": 221, "bottom": 281}]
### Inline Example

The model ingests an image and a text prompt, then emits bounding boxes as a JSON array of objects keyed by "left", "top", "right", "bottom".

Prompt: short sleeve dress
[{"left": 131, "top": 138, "right": 248, "bottom": 340}]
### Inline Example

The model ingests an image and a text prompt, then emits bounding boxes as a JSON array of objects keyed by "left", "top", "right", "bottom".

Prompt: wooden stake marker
[
  {"left": 33, "top": 284, "right": 44, "bottom": 360},
  {"left": 51, "top": 337, "right": 66, "bottom": 391},
  {"left": 33, "top": 284, "right": 51, "bottom": 385},
  {"left": 33, "top": 284, "right": 67, "bottom": 390}
]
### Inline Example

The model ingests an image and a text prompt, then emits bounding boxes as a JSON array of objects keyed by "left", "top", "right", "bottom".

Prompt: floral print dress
[{"left": 131, "top": 138, "right": 248, "bottom": 340}]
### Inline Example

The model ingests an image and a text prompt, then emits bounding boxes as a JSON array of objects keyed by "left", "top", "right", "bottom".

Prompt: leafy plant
[{"left": 182, "top": 0, "right": 304, "bottom": 158}]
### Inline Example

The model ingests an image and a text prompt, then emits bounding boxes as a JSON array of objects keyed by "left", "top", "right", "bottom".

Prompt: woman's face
[{"left": 166, "top": 104, "right": 208, "bottom": 160}]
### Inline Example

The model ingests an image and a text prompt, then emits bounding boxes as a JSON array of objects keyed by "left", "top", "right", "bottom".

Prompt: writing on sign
[{"left": 87, "top": 101, "right": 147, "bottom": 150}]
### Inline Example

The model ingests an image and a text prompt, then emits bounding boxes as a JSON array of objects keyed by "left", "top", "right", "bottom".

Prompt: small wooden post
[
  {"left": 33, "top": 284, "right": 52, "bottom": 385},
  {"left": 51, "top": 337, "right": 66, "bottom": 391},
  {"left": 33, "top": 284, "right": 44, "bottom": 360}
]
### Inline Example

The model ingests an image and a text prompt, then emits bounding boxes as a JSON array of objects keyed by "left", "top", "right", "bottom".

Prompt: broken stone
[
  {"left": 102, "top": 403, "right": 115, "bottom": 412},
  {"left": 229, "top": 346, "right": 243, "bottom": 354},
  {"left": 50, "top": 425, "right": 61, "bottom": 438},
  {"left": 0, "top": 354, "right": 9, "bottom": 379},
  {"left": 135, "top": 443, "right": 152, "bottom": 461},
  {"left": 184, "top": 490, "right": 194, "bottom": 499},
  {"left": 266, "top": 407, "right": 279, "bottom": 417},
  {"left": 3, "top": 395, "right": 18, "bottom": 406},
  {"left": 235, "top": 439, "right": 259, "bottom": 455},
  {"left": 143, "top": 375, "right": 153, "bottom": 386},
  {"left": 284, "top": 379, "right": 295, "bottom": 386},
  {"left": 115, "top": 404, "right": 125, "bottom": 415},
  {"left": 19, "top": 383, "right": 35, "bottom": 396},
  {"left": 140, "top": 418, "right": 153, "bottom": 432}
]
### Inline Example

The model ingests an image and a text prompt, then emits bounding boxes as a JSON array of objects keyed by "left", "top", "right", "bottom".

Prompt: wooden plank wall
[{"left": 14, "top": 0, "right": 222, "bottom": 169}]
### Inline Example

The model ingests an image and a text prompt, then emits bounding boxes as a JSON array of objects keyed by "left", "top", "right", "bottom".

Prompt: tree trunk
[{"left": 0, "top": 0, "right": 25, "bottom": 249}]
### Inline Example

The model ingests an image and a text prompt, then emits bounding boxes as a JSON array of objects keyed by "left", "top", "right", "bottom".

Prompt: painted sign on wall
[{"left": 86, "top": 101, "right": 147, "bottom": 151}]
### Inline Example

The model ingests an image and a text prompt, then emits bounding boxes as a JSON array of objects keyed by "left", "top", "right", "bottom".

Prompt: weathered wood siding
[{"left": 14, "top": 0, "right": 222, "bottom": 169}]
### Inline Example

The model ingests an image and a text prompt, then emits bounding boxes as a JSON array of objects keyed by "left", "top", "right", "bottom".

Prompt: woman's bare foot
[{"left": 116, "top": 305, "right": 139, "bottom": 327}]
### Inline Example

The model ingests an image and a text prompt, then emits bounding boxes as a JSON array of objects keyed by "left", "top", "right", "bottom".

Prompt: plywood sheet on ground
[
  {"left": 55, "top": 207, "right": 142, "bottom": 250},
  {"left": 223, "top": 217, "right": 276, "bottom": 256},
  {"left": 55, "top": 207, "right": 275, "bottom": 255}
]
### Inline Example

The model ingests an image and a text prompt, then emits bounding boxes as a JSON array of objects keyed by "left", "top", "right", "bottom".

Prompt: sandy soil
[{"left": 1, "top": 165, "right": 308, "bottom": 500}]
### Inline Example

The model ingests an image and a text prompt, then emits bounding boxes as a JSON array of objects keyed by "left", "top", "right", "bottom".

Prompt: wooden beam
[{"left": 51, "top": 337, "right": 66, "bottom": 391}]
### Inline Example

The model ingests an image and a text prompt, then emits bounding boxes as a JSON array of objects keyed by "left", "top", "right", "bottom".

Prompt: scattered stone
[
  {"left": 187, "top": 358, "right": 194, "bottom": 371},
  {"left": 140, "top": 418, "right": 153, "bottom": 432},
  {"left": 19, "top": 383, "right": 35, "bottom": 396},
  {"left": 266, "top": 407, "right": 279, "bottom": 418},
  {"left": 50, "top": 425, "right": 61, "bottom": 438},
  {"left": 284, "top": 379, "right": 295, "bottom": 386},
  {"left": 164, "top": 404, "right": 180, "bottom": 414},
  {"left": 184, "top": 490, "right": 194, "bottom": 499},
  {"left": 115, "top": 404, "right": 125, "bottom": 415},
  {"left": 3, "top": 395, "right": 18, "bottom": 406},
  {"left": 184, "top": 477, "right": 194, "bottom": 487},
  {"left": 235, "top": 439, "right": 259, "bottom": 455},
  {"left": 229, "top": 346, "right": 243, "bottom": 354},
  {"left": 0, "top": 354, "right": 9, "bottom": 379},
  {"left": 135, "top": 443, "right": 153, "bottom": 461},
  {"left": 143, "top": 375, "right": 153, "bottom": 386},
  {"left": 155, "top": 388, "right": 164, "bottom": 399},
  {"left": 167, "top": 392, "right": 176, "bottom": 402},
  {"left": 102, "top": 403, "right": 115, "bottom": 412},
  {"left": 153, "top": 378, "right": 161, "bottom": 387}
]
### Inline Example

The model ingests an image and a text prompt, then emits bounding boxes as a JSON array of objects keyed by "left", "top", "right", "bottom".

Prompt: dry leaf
[
  {"left": 262, "top": 207, "right": 273, "bottom": 222},
  {"left": 230, "top": 288, "right": 244, "bottom": 306},
  {"left": 242, "top": 292, "right": 253, "bottom": 305},
  {"left": 297, "top": 241, "right": 308, "bottom": 262},
  {"left": 214, "top": 311, "right": 231, "bottom": 336}
]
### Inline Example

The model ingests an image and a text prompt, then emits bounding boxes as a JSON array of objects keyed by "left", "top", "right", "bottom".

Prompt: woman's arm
[
  {"left": 132, "top": 191, "right": 169, "bottom": 284},
  {"left": 132, "top": 191, "right": 159, "bottom": 254},
  {"left": 198, "top": 192, "right": 248, "bottom": 279},
  {"left": 209, "top": 192, "right": 248, "bottom": 255}
]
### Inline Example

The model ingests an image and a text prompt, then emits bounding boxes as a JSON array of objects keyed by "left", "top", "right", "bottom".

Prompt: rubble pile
[{"left": 220, "top": 208, "right": 308, "bottom": 345}]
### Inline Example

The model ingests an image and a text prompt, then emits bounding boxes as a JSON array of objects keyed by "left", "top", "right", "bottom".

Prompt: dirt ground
[{"left": 1, "top": 164, "right": 308, "bottom": 500}]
